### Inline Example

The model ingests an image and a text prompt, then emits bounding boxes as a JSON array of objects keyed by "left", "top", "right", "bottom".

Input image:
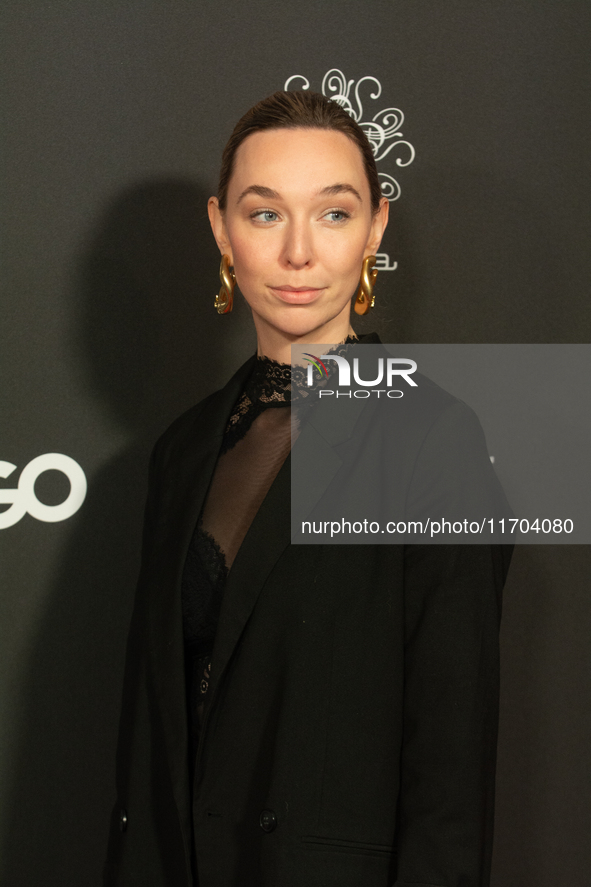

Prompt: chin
[{"left": 264, "top": 304, "right": 352, "bottom": 342}]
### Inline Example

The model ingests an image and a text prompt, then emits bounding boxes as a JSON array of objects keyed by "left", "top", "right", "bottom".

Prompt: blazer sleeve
[{"left": 394, "top": 402, "right": 513, "bottom": 887}]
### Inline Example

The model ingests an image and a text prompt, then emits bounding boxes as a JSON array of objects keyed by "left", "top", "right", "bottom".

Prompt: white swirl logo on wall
[
  {"left": 0, "top": 454, "right": 87, "bottom": 529},
  {"left": 285, "top": 69, "right": 415, "bottom": 269}
]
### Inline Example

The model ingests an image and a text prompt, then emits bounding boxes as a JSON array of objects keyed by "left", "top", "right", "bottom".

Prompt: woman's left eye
[
  {"left": 251, "top": 210, "right": 279, "bottom": 222},
  {"left": 323, "top": 210, "right": 350, "bottom": 223}
]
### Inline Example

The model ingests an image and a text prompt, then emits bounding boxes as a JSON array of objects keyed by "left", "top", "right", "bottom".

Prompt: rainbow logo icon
[{"left": 303, "top": 353, "right": 328, "bottom": 377}]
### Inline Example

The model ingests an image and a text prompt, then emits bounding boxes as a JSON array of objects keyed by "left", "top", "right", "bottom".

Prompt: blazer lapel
[
  {"left": 145, "top": 356, "right": 255, "bottom": 831},
  {"left": 205, "top": 393, "right": 373, "bottom": 708},
  {"left": 290, "top": 395, "right": 370, "bottom": 528},
  {"left": 205, "top": 451, "right": 292, "bottom": 705}
]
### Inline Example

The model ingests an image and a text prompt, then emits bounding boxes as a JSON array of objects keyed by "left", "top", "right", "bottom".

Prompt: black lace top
[{"left": 181, "top": 333, "right": 379, "bottom": 764}]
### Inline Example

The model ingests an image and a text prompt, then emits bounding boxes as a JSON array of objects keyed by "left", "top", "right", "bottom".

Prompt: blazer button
[
  {"left": 119, "top": 808, "right": 128, "bottom": 833},
  {"left": 259, "top": 809, "right": 277, "bottom": 833}
]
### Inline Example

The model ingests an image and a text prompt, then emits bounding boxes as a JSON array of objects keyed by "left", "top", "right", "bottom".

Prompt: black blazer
[{"left": 105, "top": 351, "right": 512, "bottom": 887}]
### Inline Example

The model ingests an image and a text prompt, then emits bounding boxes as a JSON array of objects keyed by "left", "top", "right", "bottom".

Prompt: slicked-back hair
[{"left": 217, "top": 90, "right": 382, "bottom": 213}]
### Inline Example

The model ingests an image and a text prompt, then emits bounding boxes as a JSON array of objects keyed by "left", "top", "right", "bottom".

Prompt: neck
[{"left": 254, "top": 318, "right": 358, "bottom": 364}]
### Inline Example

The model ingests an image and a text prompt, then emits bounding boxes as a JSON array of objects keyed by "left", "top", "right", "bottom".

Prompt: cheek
[
  {"left": 322, "top": 233, "right": 367, "bottom": 281},
  {"left": 229, "top": 231, "right": 275, "bottom": 283},
  {"left": 232, "top": 245, "right": 276, "bottom": 303},
  {"left": 227, "top": 233, "right": 281, "bottom": 313}
]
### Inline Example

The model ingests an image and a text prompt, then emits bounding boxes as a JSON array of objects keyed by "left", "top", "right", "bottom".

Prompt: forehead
[{"left": 228, "top": 127, "right": 369, "bottom": 199}]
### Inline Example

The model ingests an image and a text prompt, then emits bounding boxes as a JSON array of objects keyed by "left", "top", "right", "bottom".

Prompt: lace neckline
[
  {"left": 221, "top": 332, "right": 379, "bottom": 452},
  {"left": 249, "top": 334, "right": 362, "bottom": 403}
]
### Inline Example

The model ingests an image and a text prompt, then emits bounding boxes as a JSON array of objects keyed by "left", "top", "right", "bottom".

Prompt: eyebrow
[
  {"left": 236, "top": 183, "right": 363, "bottom": 204},
  {"left": 318, "top": 183, "right": 363, "bottom": 201},
  {"left": 237, "top": 185, "right": 279, "bottom": 203}
]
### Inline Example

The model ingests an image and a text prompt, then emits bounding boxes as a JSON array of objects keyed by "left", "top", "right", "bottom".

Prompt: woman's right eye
[{"left": 251, "top": 210, "right": 279, "bottom": 223}]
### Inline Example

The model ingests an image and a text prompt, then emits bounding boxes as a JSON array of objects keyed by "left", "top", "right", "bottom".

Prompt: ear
[
  {"left": 208, "top": 197, "right": 233, "bottom": 263},
  {"left": 364, "top": 197, "right": 389, "bottom": 257}
]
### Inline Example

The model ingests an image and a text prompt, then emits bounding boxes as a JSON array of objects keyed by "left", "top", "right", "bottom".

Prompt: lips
[{"left": 269, "top": 285, "right": 325, "bottom": 304}]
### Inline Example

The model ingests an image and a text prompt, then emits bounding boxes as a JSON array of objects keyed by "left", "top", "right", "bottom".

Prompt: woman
[{"left": 105, "top": 91, "right": 512, "bottom": 887}]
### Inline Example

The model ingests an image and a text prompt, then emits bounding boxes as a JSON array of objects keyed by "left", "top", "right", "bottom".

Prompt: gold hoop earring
[
  {"left": 214, "top": 254, "right": 236, "bottom": 314},
  {"left": 354, "top": 255, "right": 378, "bottom": 316}
]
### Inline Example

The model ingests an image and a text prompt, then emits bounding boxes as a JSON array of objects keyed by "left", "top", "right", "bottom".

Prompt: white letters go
[{"left": 0, "top": 454, "right": 87, "bottom": 529}]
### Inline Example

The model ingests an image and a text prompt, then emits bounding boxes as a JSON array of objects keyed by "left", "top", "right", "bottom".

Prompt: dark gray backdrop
[{"left": 1, "top": 2, "right": 590, "bottom": 885}]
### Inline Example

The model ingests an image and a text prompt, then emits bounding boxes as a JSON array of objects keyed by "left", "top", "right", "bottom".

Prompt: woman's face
[{"left": 208, "top": 127, "right": 389, "bottom": 348}]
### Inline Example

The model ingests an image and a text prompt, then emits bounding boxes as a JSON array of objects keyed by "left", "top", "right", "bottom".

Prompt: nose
[{"left": 280, "top": 217, "right": 315, "bottom": 270}]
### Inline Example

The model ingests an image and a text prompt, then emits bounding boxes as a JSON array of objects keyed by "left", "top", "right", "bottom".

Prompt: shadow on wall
[
  {"left": 0, "top": 179, "right": 254, "bottom": 887},
  {"left": 79, "top": 178, "right": 255, "bottom": 438}
]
